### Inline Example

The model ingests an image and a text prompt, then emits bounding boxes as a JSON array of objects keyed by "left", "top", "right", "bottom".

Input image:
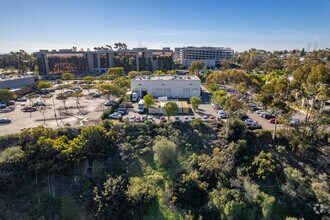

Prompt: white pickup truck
[{"left": 132, "top": 92, "right": 139, "bottom": 102}]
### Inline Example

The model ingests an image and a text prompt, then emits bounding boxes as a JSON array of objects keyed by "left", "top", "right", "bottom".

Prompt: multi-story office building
[
  {"left": 174, "top": 46, "right": 234, "bottom": 68},
  {"left": 35, "top": 48, "right": 173, "bottom": 76}
]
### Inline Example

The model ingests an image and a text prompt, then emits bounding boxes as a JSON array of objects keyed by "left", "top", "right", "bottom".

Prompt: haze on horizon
[{"left": 0, "top": 0, "right": 329, "bottom": 53}]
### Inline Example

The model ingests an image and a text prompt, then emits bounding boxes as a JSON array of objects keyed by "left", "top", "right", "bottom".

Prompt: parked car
[
  {"left": 0, "top": 103, "right": 6, "bottom": 109},
  {"left": 16, "top": 97, "right": 27, "bottom": 102},
  {"left": 269, "top": 118, "right": 277, "bottom": 124},
  {"left": 160, "top": 116, "right": 167, "bottom": 123},
  {"left": 259, "top": 112, "right": 268, "bottom": 117},
  {"left": 33, "top": 101, "right": 46, "bottom": 106},
  {"left": 184, "top": 116, "right": 190, "bottom": 123},
  {"left": 8, "top": 100, "right": 15, "bottom": 105},
  {"left": 21, "top": 106, "right": 37, "bottom": 112},
  {"left": 174, "top": 116, "right": 180, "bottom": 122},
  {"left": 245, "top": 118, "right": 257, "bottom": 124},
  {"left": 137, "top": 108, "right": 144, "bottom": 114},
  {"left": 190, "top": 116, "right": 195, "bottom": 120},
  {"left": 135, "top": 116, "right": 142, "bottom": 122},
  {"left": 92, "top": 93, "right": 101, "bottom": 98},
  {"left": 238, "top": 114, "right": 249, "bottom": 121},
  {"left": 251, "top": 106, "right": 261, "bottom": 111},
  {"left": 245, "top": 121, "right": 262, "bottom": 129},
  {"left": 109, "top": 112, "right": 122, "bottom": 119},
  {"left": 74, "top": 88, "right": 82, "bottom": 92},
  {"left": 0, "top": 118, "right": 11, "bottom": 124},
  {"left": 202, "top": 115, "right": 209, "bottom": 122},
  {"left": 105, "top": 101, "right": 113, "bottom": 106},
  {"left": 146, "top": 115, "right": 154, "bottom": 120},
  {"left": 129, "top": 115, "right": 136, "bottom": 122},
  {"left": 116, "top": 108, "right": 127, "bottom": 114},
  {"left": 218, "top": 110, "right": 227, "bottom": 119},
  {"left": 289, "top": 117, "right": 300, "bottom": 125},
  {"left": 264, "top": 114, "right": 275, "bottom": 120},
  {"left": 209, "top": 116, "right": 216, "bottom": 122}
]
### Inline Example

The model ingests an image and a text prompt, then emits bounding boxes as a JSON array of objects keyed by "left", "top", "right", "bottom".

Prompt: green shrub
[
  {"left": 152, "top": 137, "right": 177, "bottom": 168},
  {"left": 101, "top": 97, "right": 124, "bottom": 120},
  {"left": 0, "top": 134, "right": 19, "bottom": 150}
]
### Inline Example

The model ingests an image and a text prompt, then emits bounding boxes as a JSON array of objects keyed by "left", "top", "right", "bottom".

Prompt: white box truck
[
  {"left": 138, "top": 100, "right": 144, "bottom": 114},
  {"left": 132, "top": 92, "right": 138, "bottom": 102}
]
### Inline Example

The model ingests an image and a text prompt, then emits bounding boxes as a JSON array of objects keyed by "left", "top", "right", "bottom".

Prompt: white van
[{"left": 138, "top": 100, "right": 144, "bottom": 114}]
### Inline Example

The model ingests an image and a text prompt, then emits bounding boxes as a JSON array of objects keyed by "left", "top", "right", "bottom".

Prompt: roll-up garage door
[
  {"left": 154, "top": 88, "right": 163, "bottom": 97},
  {"left": 164, "top": 88, "right": 171, "bottom": 98},
  {"left": 183, "top": 88, "right": 190, "bottom": 98}
]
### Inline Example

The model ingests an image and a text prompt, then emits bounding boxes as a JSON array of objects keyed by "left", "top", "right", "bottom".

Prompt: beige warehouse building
[{"left": 131, "top": 75, "right": 201, "bottom": 99}]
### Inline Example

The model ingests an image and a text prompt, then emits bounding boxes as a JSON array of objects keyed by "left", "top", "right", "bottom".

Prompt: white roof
[{"left": 132, "top": 74, "right": 200, "bottom": 81}]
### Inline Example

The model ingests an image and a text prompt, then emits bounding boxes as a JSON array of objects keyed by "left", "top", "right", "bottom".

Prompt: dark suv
[{"left": 264, "top": 114, "right": 275, "bottom": 120}]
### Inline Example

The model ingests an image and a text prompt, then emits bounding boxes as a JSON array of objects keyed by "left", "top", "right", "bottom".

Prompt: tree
[
  {"left": 99, "top": 83, "right": 124, "bottom": 102},
  {"left": 140, "top": 71, "right": 152, "bottom": 75},
  {"left": 190, "top": 96, "right": 202, "bottom": 112},
  {"left": 78, "top": 126, "right": 117, "bottom": 178},
  {"left": 128, "top": 71, "right": 140, "bottom": 78},
  {"left": 38, "top": 102, "right": 48, "bottom": 125},
  {"left": 0, "top": 146, "right": 25, "bottom": 190},
  {"left": 93, "top": 176, "right": 129, "bottom": 219},
  {"left": 163, "top": 101, "right": 179, "bottom": 120},
  {"left": 143, "top": 94, "right": 154, "bottom": 111},
  {"left": 223, "top": 95, "right": 245, "bottom": 139},
  {"left": 107, "top": 67, "right": 124, "bottom": 77},
  {"left": 0, "top": 89, "right": 16, "bottom": 103},
  {"left": 153, "top": 137, "right": 177, "bottom": 167},
  {"left": 83, "top": 76, "right": 95, "bottom": 83},
  {"left": 71, "top": 92, "right": 84, "bottom": 112},
  {"left": 112, "top": 77, "right": 130, "bottom": 89},
  {"left": 249, "top": 150, "right": 276, "bottom": 180},
  {"left": 166, "top": 70, "right": 176, "bottom": 75},
  {"left": 153, "top": 70, "right": 165, "bottom": 75},
  {"left": 61, "top": 73, "right": 74, "bottom": 80},
  {"left": 211, "top": 90, "right": 227, "bottom": 105},
  {"left": 173, "top": 171, "right": 208, "bottom": 213},
  {"left": 37, "top": 81, "right": 52, "bottom": 90},
  {"left": 56, "top": 93, "right": 69, "bottom": 113},
  {"left": 126, "top": 176, "right": 156, "bottom": 217},
  {"left": 188, "top": 61, "right": 204, "bottom": 74}
]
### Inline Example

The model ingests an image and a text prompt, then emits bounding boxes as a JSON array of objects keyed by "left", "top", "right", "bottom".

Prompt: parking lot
[
  {"left": 117, "top": 85, "right": 307, "bottom": 130},
  {"left": 1, "top": 82, "right": 308, "bottom": 135},
  {"left": 0, "top": 89, "right": 107, "bottom": 135}
]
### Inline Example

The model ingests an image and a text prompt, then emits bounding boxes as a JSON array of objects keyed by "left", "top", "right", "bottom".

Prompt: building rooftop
[
  {"left": 132, "top": 74, "right": 200, "bottom": 81},
  {"left": 0, "top": 74, "right": 34, "bottom": 82}
]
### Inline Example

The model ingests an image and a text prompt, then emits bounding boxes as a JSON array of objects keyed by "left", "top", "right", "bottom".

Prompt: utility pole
[{"left": 52, "top": 95, "right": 59, "bottom": 126}]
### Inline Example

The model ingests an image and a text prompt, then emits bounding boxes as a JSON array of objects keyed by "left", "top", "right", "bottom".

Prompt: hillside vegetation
[{"left": 0, "top": 119, "right": 329, "bottom": 219}]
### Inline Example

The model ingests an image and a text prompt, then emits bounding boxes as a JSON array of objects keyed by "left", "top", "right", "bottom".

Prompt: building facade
[
  {"left": 0, "top": 75, "right": 35, "bottom": 89},
  {"left": 35, "top": 48, "right": 173, "bottom": 76},
  {"left": 131, "top": 75, "right": 201, "bottom": 99},
  {"left": 174, "top": 46, "right": 234, "bottom": 68}
]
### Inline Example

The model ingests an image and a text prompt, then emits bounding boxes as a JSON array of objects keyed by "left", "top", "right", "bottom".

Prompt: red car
[
  {"left": 209, "top": 116, "right": 216, "bottom": 122},
  {"left": 160, "top": 116, "right": 167, "bottom": 123},
  {"left": 269, "top": 118, "right": 277, "bottom": 124},
  {"left": 135, "top": 116, "right": 142, "bottom": 123},
  {"left": 21, "top": 106, "right": 37, "bottom": 112}
]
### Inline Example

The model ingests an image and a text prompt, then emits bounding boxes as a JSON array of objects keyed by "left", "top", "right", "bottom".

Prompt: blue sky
[{"left": 0, "top": 0, "right": 329, "bottom": 53}]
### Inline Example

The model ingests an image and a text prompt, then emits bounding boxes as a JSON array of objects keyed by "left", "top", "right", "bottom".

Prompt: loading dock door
[
  {"left": 183, "top": 88, "right": 190, "bottom": 98},
  {"left": 164, "top": 88, "right": 171, "bottom": 98},
  {"left": 154, "top": 88, "right": 163, "bottom": 97}
]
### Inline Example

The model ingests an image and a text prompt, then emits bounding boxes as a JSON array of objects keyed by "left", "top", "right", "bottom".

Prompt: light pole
[{"left": 52, "top": 95, "right": 59, "bottom": 126}]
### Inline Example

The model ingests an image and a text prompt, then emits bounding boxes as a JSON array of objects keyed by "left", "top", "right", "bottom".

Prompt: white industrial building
[{"left": 131, "top": 75, "right": 201, "bottom": 99}]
